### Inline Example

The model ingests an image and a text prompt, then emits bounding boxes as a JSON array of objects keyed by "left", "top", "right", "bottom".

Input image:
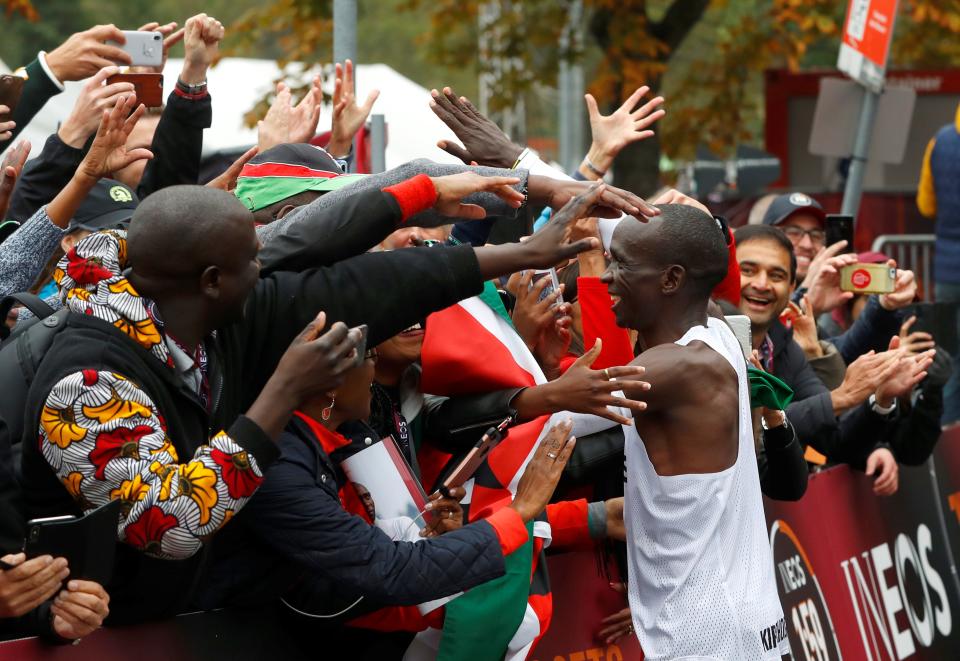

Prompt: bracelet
[
  {"left": 176, "top": 78, "right": 208, "bottom": 94},
  {"left": 583, "top": 157, "right": 606, "bottom": 178},
  {"left": 869, "top": 393, "right": 897, "bottom": 416}
]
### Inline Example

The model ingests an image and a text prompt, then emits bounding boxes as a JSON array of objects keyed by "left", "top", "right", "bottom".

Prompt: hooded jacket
[{"left": 20, "top": 214, "right": 485, "bottom": 622}]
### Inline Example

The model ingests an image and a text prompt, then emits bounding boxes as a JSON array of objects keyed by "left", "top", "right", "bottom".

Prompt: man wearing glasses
[{"left": 761, "top": 192, "right": 826, "bottom": 282}]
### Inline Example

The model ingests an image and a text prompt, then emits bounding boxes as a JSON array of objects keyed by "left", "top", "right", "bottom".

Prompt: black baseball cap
[
  {"left": 761, "top": 192, "right": 826, "bottom": 228},
  {"left": 68, "top": 179, "right": 139, "bottom": 234}
]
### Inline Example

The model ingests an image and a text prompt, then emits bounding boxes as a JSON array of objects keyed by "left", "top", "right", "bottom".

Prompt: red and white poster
[{"left": 838, "top": 0, "right": 899, "bottom": 92}]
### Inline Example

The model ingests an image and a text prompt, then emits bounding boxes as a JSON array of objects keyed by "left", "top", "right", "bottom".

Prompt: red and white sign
[{"left": 838, "top": 0, "right": 899, "bottom": 92}]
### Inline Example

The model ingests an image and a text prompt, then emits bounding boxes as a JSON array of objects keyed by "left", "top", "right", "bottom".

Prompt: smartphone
[
  {"left": 107, "top": 31, "right": 164, "bottom": 68},
  {"left": 725, "top": 314, "right": 752, "bottom": 359},
  {"left": 433, "top": 417, "right": 511, "bottom": 498},
  {"left": 350, "top": 324, "right": 368, "bottom": 367},
  {"left": 0, "top": 74, "right": 26, "bottom": 123},
  {"left": 107, "top": 72, "right": 164, "bottom": 108},
  {"left": 530, "top": 268, "right": 562, "bottom": 307},
  {"left": 825, "top": 214, "right": 854, "bottom": 251},
  {"left": 24, "top": 499, "right": 121, "bottom": 584},
  {"left": 905, "top": 301, "right": 959, "bottom": 356},
  {"left": 840, "top": 263, "right": 896, "bottom": 294}
]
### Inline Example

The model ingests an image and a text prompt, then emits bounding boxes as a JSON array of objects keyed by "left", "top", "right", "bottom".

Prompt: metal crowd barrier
[{"left": 871, "top": 233, "right": 936, "bottom": 301}]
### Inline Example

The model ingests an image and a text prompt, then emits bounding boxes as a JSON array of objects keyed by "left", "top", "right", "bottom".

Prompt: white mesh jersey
[{"left": 623, "top": 318, "right": 789, "bottom": 660}]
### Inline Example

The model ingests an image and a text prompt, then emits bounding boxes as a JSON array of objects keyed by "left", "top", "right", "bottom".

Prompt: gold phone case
[{"left": 840, "top": 263, "right": 896, "bottom": 294}]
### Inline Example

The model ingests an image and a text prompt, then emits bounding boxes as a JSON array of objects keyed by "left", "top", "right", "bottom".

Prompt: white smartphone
[
  {"left": 530, "top": 268, "right": 562, "bottom": 307},
  {"left": 108, "top": 31, "right": 164, "bottom": 67},
  {"left": 725, "top": 314, "right": 752, "bottom": 360}
]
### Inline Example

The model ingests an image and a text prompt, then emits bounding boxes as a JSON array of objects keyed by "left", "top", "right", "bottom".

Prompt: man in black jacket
[{"left": 20, "top": 153, "right": 620, "bottom": 626}]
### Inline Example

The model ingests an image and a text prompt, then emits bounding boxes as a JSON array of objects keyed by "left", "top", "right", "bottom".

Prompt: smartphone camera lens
[{"left": 153, "top": 34, "right": 161, "bottom": 40}]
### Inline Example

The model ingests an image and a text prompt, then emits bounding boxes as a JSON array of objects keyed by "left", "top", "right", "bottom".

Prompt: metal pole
[
  {"left": 370, "top": 114, "right": 386, "bottom": 173},
  {"left": 333, "top": 0, "right": 358, "bottom": 171},
  {"left": 333, "top": 0, "right": 357, "bottom": 73},
  {"left": 840, "top": 88, "right": 880, "bottom": 219}
]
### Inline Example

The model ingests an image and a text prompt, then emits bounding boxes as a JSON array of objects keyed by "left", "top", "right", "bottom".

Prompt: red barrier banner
[{"left": 537, "top": 429, "right": 960, "bottom": 660}]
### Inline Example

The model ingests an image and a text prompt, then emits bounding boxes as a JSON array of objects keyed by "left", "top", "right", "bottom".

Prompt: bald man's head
[
  {"left": 126, "top": 185, "right": 261, "bottom": 330},
  {"left": 601, "top": 204, "right": 728, "bottom": 330}
]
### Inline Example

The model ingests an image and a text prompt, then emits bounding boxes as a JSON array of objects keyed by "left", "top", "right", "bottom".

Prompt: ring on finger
[
  {"left": 547, "top": 452, "right": 558, "bottom": 460},
  {"left": 603, "top": 368, "right": 611, "bottom": 380}
]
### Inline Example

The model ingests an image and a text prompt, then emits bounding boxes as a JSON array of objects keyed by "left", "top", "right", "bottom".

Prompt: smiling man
[
  {"left": 600, "top": 204, "right": 790, "bottom": 660},
  {"left": 761, "top": 192, "right": 825, "bottom": 281}
]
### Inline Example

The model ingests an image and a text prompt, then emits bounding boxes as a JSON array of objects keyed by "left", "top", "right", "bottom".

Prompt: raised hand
[
  {"left": 879, "top": 265, "right": 918, "bottom": 311},
  {"left": 509, "top": 420, "right": 577, "bottom": 522},
  {"left": 898, "top": 315, "right": 936, "bottom": 356},
  {"left": 78, "top": 96, "right": 153, "bottom": 183},
  {"left": 421, "top": 486, "right": 465, "bottom": 538},
  {"left": 258, "top": 79, "right": 322, "bottom": 152},
  {"left": 271, "top": 312, "right": 364, "bottom": 404},
  {"left": 0, "top": 139, "right": 30, "bottom": 221},
  {"left": 206, "top": 146, "right": 259, "bottom": 192},
  {"left": 584, "top": 86, "right": 665, "bottom": 174},
  {"left": 798, "top": 240, "right": 850, "bottom": 292},
  {"left": 58, "top": 66, "right": 136, "bottom": 148},
  {"left": 548, "top": 339, "right": 649, "bottom": 425},
  {"left": 806, "top": 253, "right": 859, "bottom": 316},
  {"left": 528, "top": 175, "right": 660, "bottom": 221},
  {"left": 327, "top": 60, "right": 379, "bottom": 158},
  {"left": 429, "top": 172, "right": 523, "bottom": 219},
  {"left": 181, "top": 14, "right": 224, "bottom": 85},
  {"left": 787, "top": 296, "right": 822, "bottom": 359},
  {"left": 51, "top": 580, "right": 110, "bottom": 640},
  {"left": 0, "top": 554, "right": 69, "bottom": 618},
  {"left": 45, "top": 25, "right": 132, "bottom": 82},
  {"left": 875, "top": 335, "right": 935, "bottom": 406},
  {"left": 133, "top": 21, "right": 184, "bottom": 74},
  {"left": 650, "top": 188, "right": 710, "bottom": 216},
  {"left": 0, "top": 106, "right": 14, "bottom": 142},
  {"left": 866, "top": 448, "right": 898, "bottom": 496},
  {"left": 507, "top": 270, "right": 566, "bottom": 350},
  {"left": 830, "top": 350, "right": 896, "bottom": 414},
  {"left": 430, "top": 87, "right": 523, "bottom": 168}
]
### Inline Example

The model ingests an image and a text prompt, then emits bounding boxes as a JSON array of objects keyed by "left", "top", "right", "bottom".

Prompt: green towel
[{"left": 747, "top": 367, "right": 794, "bottom": 410}]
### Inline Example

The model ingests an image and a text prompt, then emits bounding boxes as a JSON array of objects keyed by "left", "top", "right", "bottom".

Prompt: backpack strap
[{"left": 0, "top": 293, "right": 56, "bottom": 341}]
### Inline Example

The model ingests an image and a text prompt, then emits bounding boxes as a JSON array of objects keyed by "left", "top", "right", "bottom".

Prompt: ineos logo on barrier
[
  {"left": 770, "top": 519, "right": 843, "bottom": 660},
  {"left": 840, "top": 523, "right": 952, "bottom": 661}
]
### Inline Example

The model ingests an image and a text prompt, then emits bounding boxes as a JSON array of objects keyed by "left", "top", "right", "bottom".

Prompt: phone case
[
  {"left": 0, "top": 75, "right": 26, "bottom": 122},
  {"left": 24, "top": 499, "right": 122, "bottom": 585},
  {"left": 840, "top": 263, "right": 896, "bottom": 295},
  {"left": 107, "top": 73, "right": 164, "bottom": 108},
  {"left": 110, "top": 31, "right": 164, "bottom": 67}
]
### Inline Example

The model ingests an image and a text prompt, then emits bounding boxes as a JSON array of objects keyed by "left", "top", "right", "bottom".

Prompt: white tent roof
[{"left": 3, "top": 57, "right": 466, "bottom": 169}]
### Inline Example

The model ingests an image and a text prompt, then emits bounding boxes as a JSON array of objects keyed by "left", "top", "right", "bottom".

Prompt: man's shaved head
[
  {"left": 128, "top": 185, "right": 255, "bottom": 278},
  {"left": 126, "top": 185, "right": 262, "bottom": 334},
  {"left": 602, "top": 204, "right": 728, "bottom": 332}
]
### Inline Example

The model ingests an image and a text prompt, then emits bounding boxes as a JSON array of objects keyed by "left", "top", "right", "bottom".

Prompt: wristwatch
[
  {"left": 176, "top": 78, "right": 208, "bottom": 95},
  {"left": 761, "top": 410, "right": 788, "bottom": 430},
  {"left": 869, "top": 393, "right": 897, "bottom": 416}
]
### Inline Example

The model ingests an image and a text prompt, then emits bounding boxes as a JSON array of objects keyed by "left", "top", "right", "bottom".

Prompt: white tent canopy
[{"left": 2, "top": 57, "right": 467, "bottom": 169}]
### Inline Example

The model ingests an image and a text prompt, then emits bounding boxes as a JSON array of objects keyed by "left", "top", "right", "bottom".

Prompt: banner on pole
[{"left": 838, "top": 0, "right": 899, "bottom": 92}]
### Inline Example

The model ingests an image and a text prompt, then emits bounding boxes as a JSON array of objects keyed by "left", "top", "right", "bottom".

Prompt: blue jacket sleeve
[
  {"left": 827, "top": 296, "right": 903, "bottom": 364},
  {"left": 240, "top": 441, "right": 506, "bottom": 606}
]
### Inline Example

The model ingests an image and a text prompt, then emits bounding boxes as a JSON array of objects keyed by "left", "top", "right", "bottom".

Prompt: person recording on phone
[
  {"left": 734, "top": 225, "right": 934, "bottom": 493},
  {"left": 760, "top": 193, "right": 915, "bottom": 365},
  {"left": 5, "top": 14, "right": 224, "bottom": 227}
]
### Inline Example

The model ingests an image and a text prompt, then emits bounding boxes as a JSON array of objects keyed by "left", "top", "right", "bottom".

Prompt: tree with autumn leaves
[{"left": 8, "top": 0, "right": 960, "bottom": 194}]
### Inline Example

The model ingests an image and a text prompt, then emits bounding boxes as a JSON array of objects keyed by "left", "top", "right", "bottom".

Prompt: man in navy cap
[{"left": 762, "top": 192, "right": 826, "bottom": 282}]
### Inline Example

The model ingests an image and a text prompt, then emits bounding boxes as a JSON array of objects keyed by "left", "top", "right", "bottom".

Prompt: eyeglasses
[{"left": 781, "top": 226, "right": 826, "bottom": 245}]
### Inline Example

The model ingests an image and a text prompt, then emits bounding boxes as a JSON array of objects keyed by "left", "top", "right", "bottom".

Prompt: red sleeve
[
  {"left": 711, "top": 229, "right": 741, "bottom": 306},
  {"left": 578, "top": 276, "right": 634, "bottom": 369},
  {"left": 384, "top": 174, "right": 438, "bottom": 223},
  {"left": 485, "top": 506, "right": 529, "bottom": 555},
  {"left": 546, "top": 499, "right": 593, "bottom": 551}
]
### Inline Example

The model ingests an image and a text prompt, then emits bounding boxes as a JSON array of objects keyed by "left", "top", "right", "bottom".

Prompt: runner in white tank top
[{"left": 622, "top": 318, "right": 788, "bottom": 660}]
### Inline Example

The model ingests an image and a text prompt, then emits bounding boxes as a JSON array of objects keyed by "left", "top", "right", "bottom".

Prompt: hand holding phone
[
  {"left": 107, "top": 31, "right": 164, "bottom": 68},
  {"left": 433, "top": 417, "right": 512, "bottom": 498}
]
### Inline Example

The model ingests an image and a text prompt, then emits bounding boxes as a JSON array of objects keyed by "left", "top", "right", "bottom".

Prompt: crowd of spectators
[{"left": 0, "top": 15, "right": 951, "bottom": 658}]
